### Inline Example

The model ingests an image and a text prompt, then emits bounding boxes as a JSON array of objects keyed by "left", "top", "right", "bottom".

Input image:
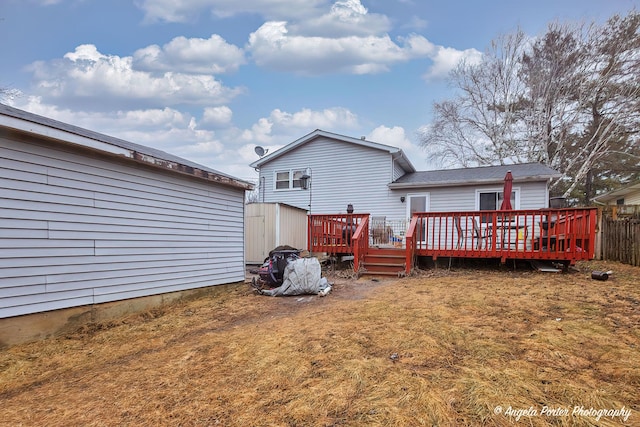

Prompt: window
[
  {"left": 479, "top": 191, "right": 515, "bottom": 210},
  {"left": 292, "top": 170, "right": 304, "bottom": 189},
  {"left": 476, "top": 188, "right": 519, "bottom": 221},
  {"left": 275, "top": 169, "right": 306, "bottom": 190},
  {"left": 275, "top": 171, "right": 290, "bottom": 189}
]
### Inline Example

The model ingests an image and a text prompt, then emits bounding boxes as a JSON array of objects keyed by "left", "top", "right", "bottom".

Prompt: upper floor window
[{"left": 275, "top": 169, "right": 305, "bottom": 190}]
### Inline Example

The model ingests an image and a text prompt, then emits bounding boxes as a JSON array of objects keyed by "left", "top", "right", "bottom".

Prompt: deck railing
[
  {"left": 410, "top": 208, "right": 596, "bottom": 262},
  {"left": 309, "top": 208, "right": 598, "bottom": 274},
  {"left": 405, "top": 216, "right": 419, "bottom": 275},
  {"left": 308, "top": 213, "right": 369, "bottom": 254},
  {"left": 352, "top": 216, "right": 369, "bottom": 272}
]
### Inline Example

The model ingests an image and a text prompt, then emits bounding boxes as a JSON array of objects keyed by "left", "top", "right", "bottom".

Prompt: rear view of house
[
  {"left": 252, "top": 130, "right": 596, "bottom": 274},
  {"left": 250, "top": 130, "right": 560, "bottom": 221},
  {"left": 0, "top": 104, "right": 252, "bottom": 346}
]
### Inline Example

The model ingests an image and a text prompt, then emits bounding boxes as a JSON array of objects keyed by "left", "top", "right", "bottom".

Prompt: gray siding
[
  {"left": 427, "top": 181, "right": 549, "bottom": 212},
  {"left": 258, "top": 136, "right": 407, "bottom": 220},
  {"left": 1, "top": 137, "right": 246, "bottom": 318},
  {"left": 257, "top": 136, "right": 551, "bottom": 223},
  {"left": 392, "top": 159, "right": 406, "bottom": 181}
]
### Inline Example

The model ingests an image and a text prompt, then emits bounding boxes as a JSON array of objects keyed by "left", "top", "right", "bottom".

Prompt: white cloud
[
  {"left": 402, "top": 15, "right": 428, "bottom": 31},
  {"left": 26, "top": 44, "right": 244, "bottom": 109},
  {"left": 133, "top": 35, "right": 246, "bottom": 74},
  {"left": 10, "top": 96, "right": 196, "bottom": 148},
  {"left": 294, "top": 0, "right": 391, "bottom": 37},
  {"left": 239, "top": 106, "right": 359, "bottom": 145},
  {"left": 13, "top": 97, "right": 361, "bottom": 178},
  {"left": 368, "top": 125, "right": 433, "bottom": 170},
  {"left": 241, "top": 118, "right": 274, "bottom": 144},
  {"left": 422, "top": 46, "right": 483, "bottom": 80},
  {"left": 135, "top": 0, "right": 473, "bottom": 80},
  {"left": 247, "top": 22, "right": 432, "bottom": 75},
  {"left": 269, "top": 107, "right": 358, "bottom": 130},
  {"left": 136, "top": 0, "right": 327, "bottom": 23},
  {"left": 368, "top": 125, "right": 412, "bottom": 151},
  {"left": 202, "top": 106, "right": 233, "bottom": 126}
]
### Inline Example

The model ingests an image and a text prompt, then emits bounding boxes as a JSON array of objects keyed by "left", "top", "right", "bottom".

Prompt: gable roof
[
  {"left": 592, "top": 181, "right": 640, "bottom": 203},
  {"left": 389, "top": 163, "right": 560, "bottom": 189},
  {"left": 249, "top": 129, "right": 415, "bottom": 173},
  {"left": 0, "top": 104, "right": 253, "bottom": 190}
]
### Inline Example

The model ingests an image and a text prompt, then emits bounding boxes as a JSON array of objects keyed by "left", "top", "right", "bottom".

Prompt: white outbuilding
[{"left": 0, "top": 104, "right": 253, "bottom": 344}]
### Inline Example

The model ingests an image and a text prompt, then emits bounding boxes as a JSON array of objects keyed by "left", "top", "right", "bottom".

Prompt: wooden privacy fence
[{"left": 601, "top": 217, "right": 640, "bottom": 267}]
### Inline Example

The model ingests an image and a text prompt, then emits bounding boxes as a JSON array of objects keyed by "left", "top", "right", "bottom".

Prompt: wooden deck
[{"left": 308, "top": 208, "right": 598, "bottom": 274}]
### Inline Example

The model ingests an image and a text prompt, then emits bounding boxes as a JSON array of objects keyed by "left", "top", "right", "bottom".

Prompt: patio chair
[
  {"left": 454, "top": 216, "right": 466, "bottom": 249},
  {"left": 456, "top": 216, "right": 491, "bottom": 250},
  {"left": 473, "top": 218, "right": 492, "bottom": 249}
]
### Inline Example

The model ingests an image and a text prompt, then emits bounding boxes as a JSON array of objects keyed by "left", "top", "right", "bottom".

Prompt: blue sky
[{"left": 1, "top": 0, "right": 637, "bottom": 182}]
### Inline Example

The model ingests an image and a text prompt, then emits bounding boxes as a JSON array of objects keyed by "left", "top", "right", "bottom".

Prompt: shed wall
[
  {"left": 244, "top": 203, "right": 307, "bottom": 263},
  {"left": 277, "top": 203, "right": 308, "bottom": 250},
  {"left": 0, "top": 136, "right": 246, "bottom": 318},
  {"left": 245, "top": 203, "right": 275, "bottom": 264}
]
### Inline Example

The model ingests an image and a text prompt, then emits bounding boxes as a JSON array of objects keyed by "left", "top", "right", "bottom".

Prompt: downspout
[{"left": 275, "top": 203, "right": 281, "bottom": 247}]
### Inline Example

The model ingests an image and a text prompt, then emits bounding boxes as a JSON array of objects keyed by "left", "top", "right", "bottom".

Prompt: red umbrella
[{"left": 500, "top": 170, "right": 513, "bottom": 210}]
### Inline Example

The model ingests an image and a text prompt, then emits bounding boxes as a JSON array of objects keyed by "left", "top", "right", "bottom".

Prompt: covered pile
[{"left": 256, "top": 257, "right": 332, "bottom": 297}]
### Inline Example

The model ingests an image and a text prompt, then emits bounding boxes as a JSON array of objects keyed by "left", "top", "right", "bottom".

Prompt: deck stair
[{"left": 360, "top": 247, "right": 406, "bottom": 277}]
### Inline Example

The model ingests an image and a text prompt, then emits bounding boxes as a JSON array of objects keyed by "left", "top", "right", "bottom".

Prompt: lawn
[{"left": 0, "top": 260, "right": 638, "bottom": 426}]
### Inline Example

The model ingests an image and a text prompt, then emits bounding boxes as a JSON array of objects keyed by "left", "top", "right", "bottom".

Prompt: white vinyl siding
[
  {"left": 392, "top": 159, "right": 406, "bottom": 181},
  {"left": 425, "top": 182, "right": 547, "bottom": 212},
  {"left": 258, "top": 136, "right": 408, "bottom": 220},
  {"left": 1, "top": 137, "right": 246, "bottom": 318},
  {"left": 257, "top": 135, "right": 553, "bottom": 222}
]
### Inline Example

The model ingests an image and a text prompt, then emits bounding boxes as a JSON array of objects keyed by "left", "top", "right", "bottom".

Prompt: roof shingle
[{"left": 390, "top": 163, "right": 560, "bottom": 189}]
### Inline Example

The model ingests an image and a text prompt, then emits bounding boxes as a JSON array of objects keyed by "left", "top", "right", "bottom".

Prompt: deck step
[{"left": 361, "top": 247, "right": 406, "bottom": 276}]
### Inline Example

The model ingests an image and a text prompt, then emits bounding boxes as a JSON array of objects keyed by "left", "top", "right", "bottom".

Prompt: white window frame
[
  {"left": 475, "top": 187, "right": 520, "bottom": 211},
  {"left": 274, "top": 168, "right": 306, "bottom": 191}
]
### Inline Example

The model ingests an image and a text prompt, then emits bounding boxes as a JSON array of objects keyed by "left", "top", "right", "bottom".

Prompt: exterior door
[{"left": 406, "top": 194, "right": 429, "bottom": 244}]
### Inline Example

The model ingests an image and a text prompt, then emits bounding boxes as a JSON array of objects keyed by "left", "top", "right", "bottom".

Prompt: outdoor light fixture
[
  {"left": 400, "top": 196, "right": 406, "bottom": 203},
  {"left": 301, "top": 167, "right": 312, "bottom": 214},
  {"left": 300, "top": 167, "right": 311, "bottom": 190}
]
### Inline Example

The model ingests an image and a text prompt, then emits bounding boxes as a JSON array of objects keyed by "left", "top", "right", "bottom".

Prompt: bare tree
[
  {"left": 245, "top": 188, "right": 260, "bottom": 204},
  {"left": 420, "top": 10, "right": 640, "bottom": 201},
  {"left": 419, "top": 30, "right": 530, "bottom": 168},
  {"left": 0, "top": 87, "right": 20, "bottom": 103},
  {"left": 567, "top": 12, "right": 640, "bottom": 200}
]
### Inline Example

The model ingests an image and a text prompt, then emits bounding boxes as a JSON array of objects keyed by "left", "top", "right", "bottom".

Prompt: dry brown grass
[{"left": 1, "top": 260, "right": 639, "bottom": 426}]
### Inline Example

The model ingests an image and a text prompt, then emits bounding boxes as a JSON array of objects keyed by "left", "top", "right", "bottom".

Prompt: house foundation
[{"left": 0, "top": 282, "right": 243, "bottom": 349}]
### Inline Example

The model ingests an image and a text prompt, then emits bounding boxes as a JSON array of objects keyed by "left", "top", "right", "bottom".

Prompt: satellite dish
[{"left": 255, "top": 146, "right": 269, "bottom": 157}]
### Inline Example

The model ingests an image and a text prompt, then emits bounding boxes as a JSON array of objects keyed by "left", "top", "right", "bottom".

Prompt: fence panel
[{"left": 602, "top": 217, "right": 640, "bottom": 267}]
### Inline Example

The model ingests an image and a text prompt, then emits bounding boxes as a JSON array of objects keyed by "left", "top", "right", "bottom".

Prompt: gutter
[
  {"left": 388, "top": 175, "right": 558, "bottom": 190},
  {"left": 131, "top": 151, "right": 254, "bottom": 190}
]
